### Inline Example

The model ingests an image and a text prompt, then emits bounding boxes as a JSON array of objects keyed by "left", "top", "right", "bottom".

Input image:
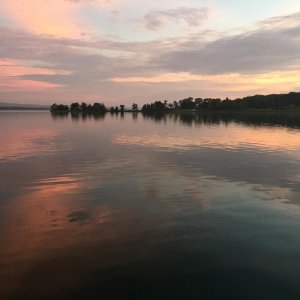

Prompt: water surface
[{"left": 1, "top": 111, "right": 300, "bottom": 299}]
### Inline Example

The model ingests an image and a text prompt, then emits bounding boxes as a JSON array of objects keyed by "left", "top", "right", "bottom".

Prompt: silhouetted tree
[
  {"left": 179, "top": 97, "right": 195, "bottom": 109},
  {"left": 81, "top": 102, "right": 87, "bottom": 111},
  {"left": 50, "top": 92, "right": 300, "bottom": 115},
  {"left": 173, "top": 101, "right": 179, "bottom": 109},
  {"left": 50, "top": 103, "right": 69, "bottom": 111},
  {"left": 71, "top": 102, "right": 80, "bottom": 111},
  {"left": 164, "top": 100, "right": 168, "bottom": 108},
  {"left": 132, "top": 103, "right": 138, "bottom": 111}
]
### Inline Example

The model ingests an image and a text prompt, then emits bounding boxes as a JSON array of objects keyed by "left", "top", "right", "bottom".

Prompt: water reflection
[
  {"left": 1, "top": 111, "right": 300, "bottom": 299},
  {"left": 50, "top": 111, "right": 107, "bottom": 122},
  {"left": 142, "top": 111, "right": 300, "bottom": 129},
  {"left": 50, "top": 110, "right": 300, "bottom": 128},
  {"left": 0, "top": 129, "right": 58, "bottom": 161},
  {"left": 113, "top": 121, "right": 300, "bottom": 152}
]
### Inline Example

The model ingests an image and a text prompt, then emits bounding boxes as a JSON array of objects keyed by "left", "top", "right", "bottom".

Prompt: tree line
[
  {"left": 50, "top": 92, "right": 300, "bottom": 113},
  {"left": 51, "top": 102, "right": 107, "bottom": 113},
  {"left": 142, "top": 110, "right": 300, "bottom": 129},
  {"left": 50, "top": 102, "right": 139, "bottom": 113},
  {"left": 141, "top": 92, "right": 300, "bottom": 112}
]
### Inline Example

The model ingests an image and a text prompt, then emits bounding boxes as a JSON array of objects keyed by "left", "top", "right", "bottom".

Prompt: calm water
[{"left": 1, "top": 111, "right": 300, "bottom": 299}]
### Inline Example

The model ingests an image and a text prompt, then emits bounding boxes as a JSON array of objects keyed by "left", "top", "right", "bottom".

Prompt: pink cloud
[
  {"left": 0, "top": 59, "right": 64, "bottom": 91},
  {"left": 0, "top": 78, "right": 62, "bottom": 92},
  {"left": 0, "top": 60, "right": 69, "bottom": 76},
  {"left": 0, "top": 0, "right": 116, "bottom": 37}
]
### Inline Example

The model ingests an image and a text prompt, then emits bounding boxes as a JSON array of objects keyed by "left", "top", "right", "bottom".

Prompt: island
[{"left": 50, "top": 92, "right": 300, "bottom": 114}]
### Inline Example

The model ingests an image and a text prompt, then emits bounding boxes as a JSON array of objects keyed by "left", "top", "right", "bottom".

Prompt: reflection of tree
[
  {"left": 51, "top": 102, "right": 106, "bottom": 113},
  {"left": 141, "top": 111, "right": 300, "bottom": 129},
  {"left": 132, "top": 112, "right": 138, "bottom": 121},
  {"left": 51, "top": 111, "right": 106, "bottom": 122},
  {"left": 51, "top": 111, "right": 69, "bottom": 120},
  {"left": 51, "top": 109, "right": 300, "bottom": 129}
]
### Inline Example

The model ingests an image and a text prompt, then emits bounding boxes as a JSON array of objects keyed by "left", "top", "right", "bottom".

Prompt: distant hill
[{"left": 0, "top": 102, "right": 50, "bottom": 110}]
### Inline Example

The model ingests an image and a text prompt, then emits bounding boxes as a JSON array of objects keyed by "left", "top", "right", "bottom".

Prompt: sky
[{"left": 0, "top": 0, "right": 300, "bottom": 106}]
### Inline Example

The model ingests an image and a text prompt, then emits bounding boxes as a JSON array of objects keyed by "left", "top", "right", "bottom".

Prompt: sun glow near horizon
[{"left": 0, "top": 0, "right": 300, "bottom": 105}]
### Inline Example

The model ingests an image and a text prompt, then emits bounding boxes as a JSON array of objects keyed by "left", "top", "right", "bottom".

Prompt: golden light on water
[{"left": 112, "top": 124, "right": 300, "bottom": 152}]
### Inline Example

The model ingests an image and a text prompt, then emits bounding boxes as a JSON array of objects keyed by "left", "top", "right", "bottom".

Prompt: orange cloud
[
  {"left": 0, "top": 59, "right": 67, "bottom": 91},
  {"left": 0, "top": 0, "right": 82, "bottom": 37},
  {"left": 0, "top": 78, "right": 62, "bottom": 92},
  {"left": 110, "top": 71, "right": 300, "bottom": 96},
  {"left": 0, "top": 60, "right": 69, "bottom": 77},
  {"left": 0, "top": 0, "right": 119, "bottom": 38}
]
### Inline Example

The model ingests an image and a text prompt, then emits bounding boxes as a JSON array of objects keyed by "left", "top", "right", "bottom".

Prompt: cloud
[
  {"left": 0, "top": 59, "right": 63, "bottom": 92},
  {"left": 153, "top": 12, "right": 300, "bottom": 74},
  {"left": 0, "top": 0, "right": 82, "bottom": 37},
  {"left": 0, "top": 11, "right": 300, "bottom": 104},
  {"left": 142, "top": 7, "right": 210, "bottom": 31},
  {"left": 0, "top": 0, "right": 116, "bottom": 38}
]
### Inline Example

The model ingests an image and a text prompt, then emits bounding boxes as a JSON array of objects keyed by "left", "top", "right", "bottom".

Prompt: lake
[{"left": 1, "top": 110, "right": 300, "bottom": 299}]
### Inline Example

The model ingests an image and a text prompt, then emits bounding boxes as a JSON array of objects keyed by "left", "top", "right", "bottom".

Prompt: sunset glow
[
  {"left": 0, "top": 0, "right": 300, "bottom": 105},
  {"left": 112, "top": 125, "right": 300, "bottom": 152}
]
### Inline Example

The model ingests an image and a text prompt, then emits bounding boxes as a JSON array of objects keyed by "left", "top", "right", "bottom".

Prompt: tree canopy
[{"left": 50, "top": 92, "right": 300, "bottom": 113}]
